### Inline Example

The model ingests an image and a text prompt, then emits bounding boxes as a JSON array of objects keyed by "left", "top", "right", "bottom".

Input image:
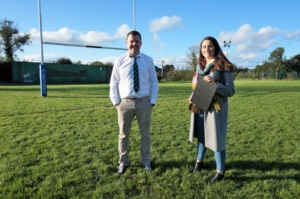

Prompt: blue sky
[{"left": 1, "top": 0, "right": 300, "bottom": 69}]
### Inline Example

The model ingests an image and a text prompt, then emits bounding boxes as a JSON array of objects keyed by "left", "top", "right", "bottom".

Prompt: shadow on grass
[
  {"left": 225, "top": 160, "right": 300, "bottom": 182},
  {"left": 0, "top": 87, "right": 40, "bottom": 92},
  {"left": 0, "top": 84, "right": 109, "bottom": 93},
  {"left": 225, "top": 174, "right": 300, "bottom": 183},
  {"left": 47, "top": 96, "right": 108, "bottom": 99},
  {"left": 226, "top": 160, "right": 300, "bottom": 171},
  {"left": 149, "top": 160, "right": 300, "bottom": 182}
]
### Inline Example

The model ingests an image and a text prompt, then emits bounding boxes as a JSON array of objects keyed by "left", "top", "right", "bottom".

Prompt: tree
[
  {"left": 0, "top": 46, "right": 3, "bottom": 62},
  {"left": 254, "top": 64, "right": 263, "bottom": 74},
  {"left": 268, "top": 47, "right": 285, "bottom": 63},
  {"left": 186, "top": 44, "right": 200, "bottom": 71},
  {"left": 156, "top": 71, "right": 162, "bottom": 81},
  {"left": 285, "top": 54, "right": 300, "bottom": 72},
  {"left": 0, "top": 19, "right": 31, "bottom": 62},
  {"left": 74, "top": 60, "right": 82, "bottom": 65},
  {"left": 56, "top": 57, "right": 72, "bottom": 64},
  {"left": 268, "top": 47, "right": 286, "bottom": 74},
  {"left": 104, "top": 62, "right": 113, "bottom": 67},
  {"left": 163, "top": 64, "right": 175, "bottom": 71},
  {"left": 90, "top": 61, "right": 103, "bottom": 66},
  {"left": 255, "top": 47, "right": 286, "bottom": 79}
]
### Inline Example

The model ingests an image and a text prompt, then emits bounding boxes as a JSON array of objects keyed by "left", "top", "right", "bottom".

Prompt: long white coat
[{"left": 189, "top": 71, "right": 235, "bottom": 152}]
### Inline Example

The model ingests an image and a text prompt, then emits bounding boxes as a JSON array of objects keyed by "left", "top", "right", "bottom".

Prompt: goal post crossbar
[{"left": 43, "top": 41, "right": 127, "bottom": 51}]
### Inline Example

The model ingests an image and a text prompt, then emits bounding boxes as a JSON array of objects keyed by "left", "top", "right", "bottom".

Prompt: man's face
[{"left": 126, "top": 34, "right": 142, "bottom": 56}]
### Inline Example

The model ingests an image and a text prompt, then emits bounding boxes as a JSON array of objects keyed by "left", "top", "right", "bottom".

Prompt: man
[{"left": 109, "top": 30, "right": 159, "bottom": 174}]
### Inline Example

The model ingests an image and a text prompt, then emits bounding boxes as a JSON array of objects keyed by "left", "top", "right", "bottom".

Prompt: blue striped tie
[{"left": 132, "top": 56, "right": 140, "bottom": 92}]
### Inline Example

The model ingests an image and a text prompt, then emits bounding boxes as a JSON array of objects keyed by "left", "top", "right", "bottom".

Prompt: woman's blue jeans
[{"left": 195, "top": 113, "right": 226, "bottom": 171}]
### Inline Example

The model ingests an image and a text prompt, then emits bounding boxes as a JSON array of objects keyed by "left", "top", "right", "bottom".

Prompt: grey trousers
[{"left": 116, "top": 96, "right": 153, "bottom": 166}]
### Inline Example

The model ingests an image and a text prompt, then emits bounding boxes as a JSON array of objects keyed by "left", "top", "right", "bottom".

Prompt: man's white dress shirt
[{"left": 109, "top": 52, "right": 159, "bottom": 105}]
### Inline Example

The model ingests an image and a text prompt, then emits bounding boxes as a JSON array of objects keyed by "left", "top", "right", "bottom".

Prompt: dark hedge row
[{"left": 0, "top": 62, "right": 12, "bottom": 82}]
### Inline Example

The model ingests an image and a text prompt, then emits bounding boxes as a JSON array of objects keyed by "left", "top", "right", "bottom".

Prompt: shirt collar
[{"left": 127, "top": 52, "right": 141, "bottom": 58}]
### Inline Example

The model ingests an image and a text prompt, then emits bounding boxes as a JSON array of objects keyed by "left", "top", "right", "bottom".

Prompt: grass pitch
[{"left": 0, "top": 80, "right": 299, "bottom": 198}]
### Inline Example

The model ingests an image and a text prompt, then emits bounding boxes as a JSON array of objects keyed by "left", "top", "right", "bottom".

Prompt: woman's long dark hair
[{"left": 198, "top": 36, "right": 234, "bottom": 72}]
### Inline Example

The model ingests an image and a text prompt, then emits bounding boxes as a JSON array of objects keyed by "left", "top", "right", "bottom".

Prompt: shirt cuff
[
  {"left": 112, "top": 100, "right": 119, "bottom": 106},
  {"left": 150, "top": 99, "right": 156, "bottom": 105}
]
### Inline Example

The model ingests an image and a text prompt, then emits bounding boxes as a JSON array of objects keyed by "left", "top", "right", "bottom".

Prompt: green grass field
[{"left": 0, "top": 80, "right": 299, "bottom": 198}]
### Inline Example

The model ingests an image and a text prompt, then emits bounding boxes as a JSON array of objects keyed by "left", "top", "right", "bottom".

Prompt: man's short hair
[{"left": 127, "top": 30, "right": 142, "bottom": 41}]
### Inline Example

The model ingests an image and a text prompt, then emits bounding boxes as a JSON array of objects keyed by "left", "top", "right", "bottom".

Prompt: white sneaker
[
  {"left": 144, "top": 164, "right": 153, "bottom": 171},
  {"left": 117, "top": 164, "right": 128, "bottom": 174}
]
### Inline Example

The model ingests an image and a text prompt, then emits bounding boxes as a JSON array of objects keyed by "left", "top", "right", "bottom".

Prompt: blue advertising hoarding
[{"left": 39, "top": 64, "right": 47, "bottom": 97}]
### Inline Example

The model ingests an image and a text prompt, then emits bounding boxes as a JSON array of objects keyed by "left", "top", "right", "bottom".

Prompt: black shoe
[
  {"left": 193, "top": 161, "right": 204, "bottom": 173},
  {"left": 209, "top": 171, "right": 225, "bottom": 182},
  {"left": 117, "top": 165, "right": 128, "bottom": 174}
]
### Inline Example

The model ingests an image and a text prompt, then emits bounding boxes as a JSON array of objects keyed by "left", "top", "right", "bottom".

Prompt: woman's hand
[
  {"left": 189, "top": 94, "right": 193, "bottom": 104},
  {"left": 204, "top": 75, "right": 214, "bottom": 83}
]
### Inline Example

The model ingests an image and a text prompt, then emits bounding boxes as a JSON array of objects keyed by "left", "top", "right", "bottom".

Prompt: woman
[{"left": 189, "top": 36, "right": 235, "bottom": 182}]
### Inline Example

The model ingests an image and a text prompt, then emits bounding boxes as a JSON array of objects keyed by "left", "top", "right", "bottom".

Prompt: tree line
[
  {"left": 234, "top": 47, "right": 300, "bottom": 80},
  {"left": 47, "top": 57, "right": 114, "bottom": 67},
  {"left": 169, "top": 45, "right": 300, "bottom": 81},
  {"left": 1, "top": 19, "right": 299, "bottom": 81}
]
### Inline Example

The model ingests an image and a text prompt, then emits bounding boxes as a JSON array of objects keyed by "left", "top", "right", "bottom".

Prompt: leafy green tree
[
  {"left": 268, "top": 47, "right": 285, "bottom": 62},
  {"left": 186, "top": 44, "right": 200, "bottom": 71},
  {"left": 236, "top": 66, "right": 249, "bottom": 73},
  {"left": 268, "top": 47, "right": 286, "bottom": 73},
  {"left": 0, "top": 19, "right": 31, "bottom": 62},
  {"left": 163, "top": 64, "right": 175, "bottom": 71},
  {"left": 255, "top": 47, "right": 287, "bottom": 79},
  {"left": 104, "top": 62, "right": 113, "bottom": 67},
  {"left": 156, "top": 71, "right": 162, "bottom": 81},
  {"left": 90, "top": 61, "right": 103, "bottom": 66},
  {"left": 0, "top": 56, "right": 4, "bottom": 62},
  {"left": 254, "top": 64, "right": 263, "bottom": 74},
  {"left": 284, "top": 54, "right": 300, "bottom": 72},
  {"left": 74, "top": 60, "right": 82, "bottom": 65},
  {"left": 56, "top": 57, "right": 72, "bottom": 64}
]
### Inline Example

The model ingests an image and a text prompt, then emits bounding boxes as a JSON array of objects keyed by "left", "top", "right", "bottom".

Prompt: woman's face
[{"left": 201, "top": 39, "right": 215, "bottom": 61}]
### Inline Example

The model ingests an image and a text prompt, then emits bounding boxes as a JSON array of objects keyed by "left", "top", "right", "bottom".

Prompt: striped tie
[{"left": 132, "top": 56, "right": 140, "bottom": 92}]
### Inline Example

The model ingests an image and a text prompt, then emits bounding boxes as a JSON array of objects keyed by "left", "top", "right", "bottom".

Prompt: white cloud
[
  {"left": 79, "top": 24, "right": 131, "bottom": 44},
  {"left": 172, "top": 55, "right": 187, "bottom": 68},
  {"left": 152, "top": 33, "right": 159, "bottom": 42},
  {"left": 155, "top": 43, "right": 165, "bottom": 52},
  {"left": 258, "top": 26, "right": 281, "bottom": 35},
  {"left": 29, "top": 24, "right": 131, "bottom": 45},
  {"left": 149, "top": 15, "right": 183, "bottom": 33},
  {"left": 239, "top": 53, "right": 258, "bottom": 59},
  {"left": 28, "top": 28, "right": 40, "bottom": 42},
  {"left": 100, "top": 56, "right": 118, "bottom": 64},
  {"left": 23, "top": 53, "right": 58, "bottom": 62},
  {"left": 154, "top": 55, "right": 186, "bottom": 68},
  {"left": 78, "top": 31, "right": 115, "bottom": 44},
  {"left": 29, "top": 28, "right": 74, "bottom": 43},
  {"left": 235, "top": 43, "right": 247, "bottom": 53},
  {"left": 114, "top": 24, "right": 132, "bottom": 38},
  {"left": 286, "top": 30, "right": 300, "bottom": 39},
  {"left": 216, "top": 24, "right": 295, "bottom": 68},
  {"left": 218, "top": 24, "right": 284, "bottom": 55}
]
